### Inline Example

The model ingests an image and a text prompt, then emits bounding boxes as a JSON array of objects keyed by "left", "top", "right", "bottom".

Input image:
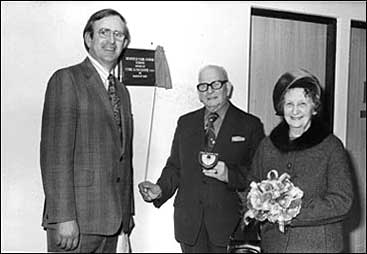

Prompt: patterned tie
[
  {"left": 205, "top": 112, "right": 219, "bottom": 152},
  {"left": 107, "top": 74, "right": 121, "bottom": 131}
]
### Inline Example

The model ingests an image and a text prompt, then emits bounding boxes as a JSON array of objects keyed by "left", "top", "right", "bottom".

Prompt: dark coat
[
  {"left": 153, "top": 103, "right": 265, "bottom": 246},
  {"left": 250, "top": 119, "right": 353, "bottom": 253},
  {"left": 40, "top": 58, "right": 134, "bottom": 235}
]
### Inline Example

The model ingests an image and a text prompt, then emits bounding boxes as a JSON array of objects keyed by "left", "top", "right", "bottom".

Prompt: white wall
[{"left": 1, "top": 1, "right": 365, "bottom": 252}]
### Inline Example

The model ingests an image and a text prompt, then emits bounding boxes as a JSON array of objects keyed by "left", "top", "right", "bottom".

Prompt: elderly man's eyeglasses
[
  {"left": 197, "top": 80, "right": 228, "bottom": 92},
  {"left": 98, "top": 28, "right": 126, "bottom": 41}
]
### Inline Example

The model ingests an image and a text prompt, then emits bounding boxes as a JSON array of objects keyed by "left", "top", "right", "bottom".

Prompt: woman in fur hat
[{"left": 248, "top": 69, "right": 353, "bottom": 253}]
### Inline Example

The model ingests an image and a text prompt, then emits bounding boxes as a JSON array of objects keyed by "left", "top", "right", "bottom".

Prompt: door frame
[{"left": 350, "top": 20, "right": 366, "bottom": 120}]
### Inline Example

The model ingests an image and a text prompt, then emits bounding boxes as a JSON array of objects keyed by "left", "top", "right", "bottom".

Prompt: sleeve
[
  {"left": 227, "top": 118, "right": 265, "bottom": 190},
  {"left": 291, "top": 139, "right": 354, "bottom": 226},
  {"left": 40, "top": 69, "right": 78, "bottom": 224},
  {"left": 153, "top": 118, "right": 182, "bottom": 208}
]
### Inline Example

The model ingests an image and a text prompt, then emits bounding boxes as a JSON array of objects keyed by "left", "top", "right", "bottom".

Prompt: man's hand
[
  {"left": 202, "top": 161, "right": 229, "bottom": 182},
  {"left": 55, "top": 220, "right": 80, "bottom": 251},
  {"left": 138, "top": 181, "right": 162, "bottom": 202}
]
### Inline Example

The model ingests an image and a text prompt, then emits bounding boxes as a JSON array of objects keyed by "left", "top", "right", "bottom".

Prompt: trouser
[
  {"left": 179, "top": 220, "right": 227, "bottom": 253},
  {"left": 47, "top": 229, "right": 119, "bottom": 253}
]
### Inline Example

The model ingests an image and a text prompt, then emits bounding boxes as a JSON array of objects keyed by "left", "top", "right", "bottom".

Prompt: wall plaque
[{"left": 120, "top": 48, "right": 155, "bottom": 86}]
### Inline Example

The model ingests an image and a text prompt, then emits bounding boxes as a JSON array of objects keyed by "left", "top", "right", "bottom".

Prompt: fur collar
[{"left": 270, "top": 118, "right": 330, "bottom": 152}]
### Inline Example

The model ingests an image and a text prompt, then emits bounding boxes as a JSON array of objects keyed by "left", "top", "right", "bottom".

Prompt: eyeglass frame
[
  {"left": 197, "top": 80, "right": 228, "bottom": 92},
  {"left": 97, "top": 27, "right": 127, "bottom": 41}
]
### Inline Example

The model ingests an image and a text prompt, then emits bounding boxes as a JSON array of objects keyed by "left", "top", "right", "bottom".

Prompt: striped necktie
[
  {"left": 107, "top": 74, "right": 121, "bottom": 131},
  {"left": 205, "top": 112, "right": 219, "bottom": 152}
]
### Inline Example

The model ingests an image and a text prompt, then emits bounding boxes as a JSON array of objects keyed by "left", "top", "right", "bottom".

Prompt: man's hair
[
  {"left": 82, "top": 8, "right": 131, "bottom": 51},
  {"left": 199, "top": 65, "right": 229, "bottom": 81}
]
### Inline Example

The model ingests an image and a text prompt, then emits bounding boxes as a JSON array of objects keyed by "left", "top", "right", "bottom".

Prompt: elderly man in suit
[
  {"left": 40, "top": 9, "right": 134, "bottom": 252},
  {"left": 138, "top": 65, "right": 265, "bottom": 253}
]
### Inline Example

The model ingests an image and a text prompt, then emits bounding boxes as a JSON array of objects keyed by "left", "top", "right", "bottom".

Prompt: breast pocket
[{"left": 230, "top": 137, "right": 250, "bottom": 160}]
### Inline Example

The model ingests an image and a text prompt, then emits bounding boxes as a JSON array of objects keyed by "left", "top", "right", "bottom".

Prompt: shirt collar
[
  {"left": 87, "top": 54, "right": 110, "bottom": 83},
  {"left": 204, "top": 101, "right": 230, "bottom": 121}
]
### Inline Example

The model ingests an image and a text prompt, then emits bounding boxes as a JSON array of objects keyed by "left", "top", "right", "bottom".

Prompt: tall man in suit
[
  {"left": 138, "top": 65, "right": 265, "bottom": 252},
  {"left": 40, "top": 9, "right": 134, "bottom": 252}
]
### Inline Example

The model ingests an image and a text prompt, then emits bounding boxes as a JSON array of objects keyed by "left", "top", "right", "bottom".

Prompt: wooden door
[
  {"left": 249, "top": 9, "right": 335, "bottom": 134},
  {"left": 345, "top": 21, "right": 366, "bottom": 253}
]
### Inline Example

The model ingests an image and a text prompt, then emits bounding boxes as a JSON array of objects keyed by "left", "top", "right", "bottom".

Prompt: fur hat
[{"left": 272, "top": 69, "right": 322, "bottom": 116}]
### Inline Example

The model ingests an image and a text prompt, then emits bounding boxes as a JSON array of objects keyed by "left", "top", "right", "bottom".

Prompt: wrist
[{"left": 155, "top": 184, "right": 162, "bottom": 199}]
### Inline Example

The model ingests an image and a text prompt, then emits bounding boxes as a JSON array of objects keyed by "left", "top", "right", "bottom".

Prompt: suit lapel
[
  {"left": 186, "top": 108, "right": 206, "bottom": 154},
  {"left": 80, "top": 58, "right": 122, "bottom": 151},
  {"left": 214, "top": 104, "right": 237, "bottom": 151},
  {"left": 115, "top": 80, "right": 131, "bottom": 157},
  {"left": 196, "top": 109, "right": 206, "bottom": 147}
]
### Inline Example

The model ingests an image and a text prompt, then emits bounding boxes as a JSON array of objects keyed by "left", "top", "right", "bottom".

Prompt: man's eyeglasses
[
  {"left": 97, "top": 28, "right": 126, "bottom": 41},
  {"left": 197, "top": 80, "right": 228, "bottom": 92}
]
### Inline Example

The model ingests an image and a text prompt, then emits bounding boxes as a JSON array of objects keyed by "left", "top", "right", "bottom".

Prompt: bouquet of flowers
[{"left": 242, "top": 170, "right": 304, "bottom": 233}]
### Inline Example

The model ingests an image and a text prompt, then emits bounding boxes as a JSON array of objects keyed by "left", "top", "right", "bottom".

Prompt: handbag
[{"left": 227, "top": 218, "right": 261, "bottom": 253}]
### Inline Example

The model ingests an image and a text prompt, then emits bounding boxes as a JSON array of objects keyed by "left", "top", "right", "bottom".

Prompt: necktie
[
  {"left": 107, "top": 74, "right": 121, "bottom": 131},
  {"left": 205, "top": 112, "right": 219, "bottom": 152}
]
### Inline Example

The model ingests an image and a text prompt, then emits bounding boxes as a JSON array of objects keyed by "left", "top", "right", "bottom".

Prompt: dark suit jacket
[
  {"left": 153, "top": 103, "right": 265, "bottom": 246},
  {"left": 40, "top": 58, "right": 134, "bottom": 235}
]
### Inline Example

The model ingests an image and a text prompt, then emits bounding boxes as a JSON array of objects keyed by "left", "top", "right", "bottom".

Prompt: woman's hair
[{"left": 82, "top": 8, "right": 130, "bottom": 51}]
